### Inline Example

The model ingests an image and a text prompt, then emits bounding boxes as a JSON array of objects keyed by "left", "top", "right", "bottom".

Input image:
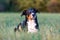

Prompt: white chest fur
[{"left": 27, "top": 20, "right": 38, "bottom": 33}]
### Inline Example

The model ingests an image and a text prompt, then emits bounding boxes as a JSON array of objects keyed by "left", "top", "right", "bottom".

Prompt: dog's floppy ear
[{"left": 21, "top": 10, "right": 27, "bottom": 16}]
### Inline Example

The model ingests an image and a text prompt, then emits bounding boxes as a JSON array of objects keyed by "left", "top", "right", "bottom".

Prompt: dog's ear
[
  {"left": 21, "top": 10, "right": 27, "bottom": 16},
  {"left": 31, "top": 8, "right": 38, "bottom": 13},
  {"left": 34, "top": 8, "right": 38, "bottom": 13}
]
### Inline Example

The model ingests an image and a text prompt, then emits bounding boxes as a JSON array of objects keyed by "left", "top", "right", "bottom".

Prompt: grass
[{"left": 0, "top": 13, "right": 60, "bottom": 40}]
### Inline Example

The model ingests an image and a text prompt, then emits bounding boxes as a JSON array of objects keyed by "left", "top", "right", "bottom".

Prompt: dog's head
[
  {"left": 21, "top": 8, "right": 38, "bottom": 20},
  {"left": 21, "top": 8, "right": 38, "bottom": 16}
]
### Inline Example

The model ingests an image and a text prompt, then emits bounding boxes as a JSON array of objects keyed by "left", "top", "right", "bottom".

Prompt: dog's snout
[{"left": 27, "top": 14, "right": 33, "bottom": 20}]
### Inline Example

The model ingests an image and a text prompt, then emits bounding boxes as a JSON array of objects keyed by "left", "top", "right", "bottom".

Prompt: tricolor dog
[{"left": 14, "top": 8, "right": 39, "bottom": 33}]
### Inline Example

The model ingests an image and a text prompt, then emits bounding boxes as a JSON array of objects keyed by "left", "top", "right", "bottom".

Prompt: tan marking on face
[{"left": 26, "top": 14, "right": 33, "bottom": 20}]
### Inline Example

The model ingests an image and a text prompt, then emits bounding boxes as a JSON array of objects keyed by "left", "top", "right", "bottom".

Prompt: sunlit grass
[{"left": 0, "top": 13, "right": 60, "bottom": 40}]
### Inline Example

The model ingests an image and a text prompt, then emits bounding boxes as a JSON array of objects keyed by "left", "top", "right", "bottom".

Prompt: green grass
[{"left": 0, "top": 13, "right": 60, "bottom": 40}]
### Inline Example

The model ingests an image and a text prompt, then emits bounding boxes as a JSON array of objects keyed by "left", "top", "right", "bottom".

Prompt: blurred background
[
  {"left": 0, "top": 0, "right": 60, "bottom": 12},
  {"left": 0, "top": 0, "right": 60, "bottom": 40}
]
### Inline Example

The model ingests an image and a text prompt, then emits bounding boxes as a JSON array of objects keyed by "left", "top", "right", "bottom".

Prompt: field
[{"left": 0, "top": 13, "right": 60, "bottom": 40}]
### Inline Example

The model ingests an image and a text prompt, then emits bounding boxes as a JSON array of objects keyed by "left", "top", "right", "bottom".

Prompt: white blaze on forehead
[
  {"left": 30, "top": 14, "right": 33, "bottom": 18},
  {"left": 31, "top": 13, "right": 36, "bottom": 19},
  {"left": 30, "top": 13, "right": 34, "bottom": 18},
  {"left": 31, "top": 13, "right": 34, "bottom": 15}
]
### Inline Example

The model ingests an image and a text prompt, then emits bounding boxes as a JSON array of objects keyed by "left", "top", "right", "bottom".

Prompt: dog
[{"left": 14, "top": 8, "right": 39, "bottom": 33}]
